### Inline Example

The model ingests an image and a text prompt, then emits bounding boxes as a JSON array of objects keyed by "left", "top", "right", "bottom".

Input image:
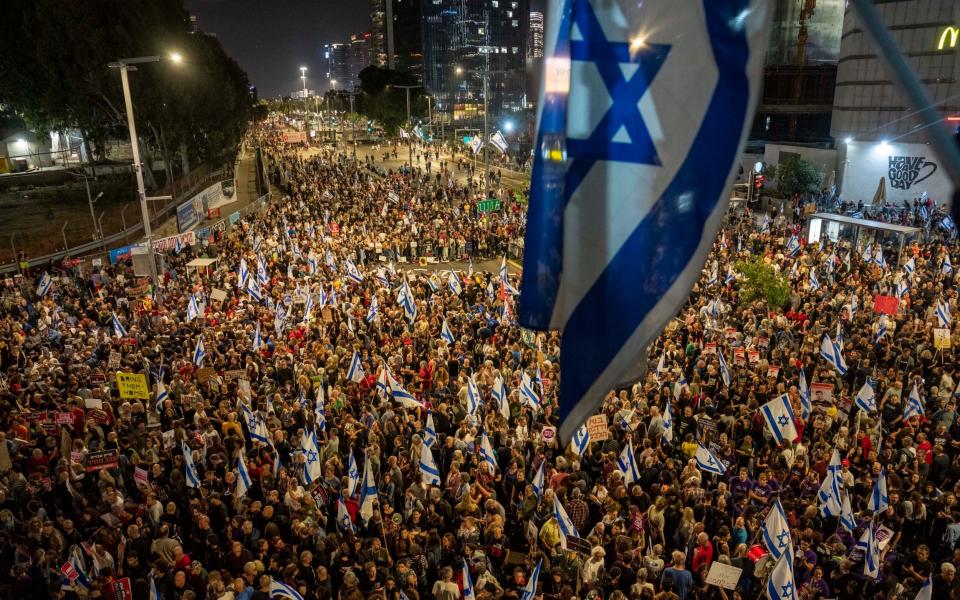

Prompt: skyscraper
[
  {"left": 324, "top": 43, "right": 350, "bottom": 91},
  {"left": 528, "top": 11, "right": 543, "bottom": 59},
  {"left": 370, "top": 0, "right": 422, "bottom": 73},
  {"left": 421, "top": 0, "right": 530, "bottom": 125},
  {"left": 349, "top": 32, "right": 374, "bottom": 87}
]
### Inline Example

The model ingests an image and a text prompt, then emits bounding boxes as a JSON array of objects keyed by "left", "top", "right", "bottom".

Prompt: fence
[{"left": 0, "top": 168, "right": 232, "bottom": 274}]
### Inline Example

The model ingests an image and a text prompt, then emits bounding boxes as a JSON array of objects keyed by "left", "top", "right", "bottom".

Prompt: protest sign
[
  {"left": 586, "top": 414, "right": 610, "bottom": 441},
  {"left": 116, "top": 372, "right": 150, "bottom": 400},
  {"left": 705, "top": 562, "right": 742, "bottom": 590},
  {"left": 85, "top": 449, "right": 119, "bottom": 472}
]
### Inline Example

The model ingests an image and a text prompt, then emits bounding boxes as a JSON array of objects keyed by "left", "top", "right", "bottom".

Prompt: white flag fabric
[
  {"left": 419, "top": 443, "right": 440, "bottom": 486},
  {"left": 347, "top": 351, "right": 365, "bottom": 383},
  {"left": 517, "top": 0, "right": 771, "bottom": 443},
  {"left": 553, "top": 495, "right": 578, "bottom": 548},
  {"left": 347, "top": 452, "right": 359, "bottom": 497},
  {"left": 695, "top": 444, "right": 726, "bottom": 475},
  {"left": 820, "top": 334, "right": 847, "bottom": 376},
  {"left": 521, "top": 559, "right": 542, "bottom": 600},
  {"left": 868, "top": 468, "right": 889, "bottom": 514},
  {"left": 761, "top": 393, "right": 798, "bottom": 445},
  {"left": 300, "top": 430, "right": 322, "bottom": 484},
  {"left": 798, "top": 369, "right": 811, "bottom": 420},
  {"left": 359, "top": 454, "right": 378, "bottom": 524},
  {"left": 493, "top": 376, "right": 510, "bottom": 420},
  {"left": 423, "top": 412, "right": 437, "bottom": 448},
  {"left": 617, "top": 440, "right": 640, "bottom": 484},
  {"left": 766, "top": 549, "right": 797, "bottom": 600},
  {"left": 236, "top": 454, "right": 252, "bottom": 498},
  {"left": 861, "top": 525, "right": 880, "bottom": 579},
  {"left": 761, "top": 498, "right": 791, "bottom": 560},
  {"left": 270, "top": 579, "right": 305, "bottom": 600},
  {"left": 463, "top": 558, "right": 477, "bottom": 600},
  {"left": 662, "top": 401, "right": 674, "bottom": 444},
  {"left": 915, "top": 575, "right": 932, "bottom": 600},
  {"left": 183, "top": 442, "right": 200, "bottom": 488},
  {"left": 489, "top": 130, "right": 509, "bottom": 154},
  {"left": 572, "top": 424, "right": 590, "bottom": 457},
  {"left": 532, "top": 462, "right": 545, "bottom": 497},
  {"left": 904, "top": 383, "right": 925, "bottom": 420},
  {"left": 479, "top": 431, "right": 497, "bottom": 473},
  {"left": 856, "top": 377, "right": 877, "bottom": 413},
  {"left": 466, "top": 374, "right": 482, "bottom": 416},
  {"left": 818, "top": 449, "right": 843, "bottom": 518}
]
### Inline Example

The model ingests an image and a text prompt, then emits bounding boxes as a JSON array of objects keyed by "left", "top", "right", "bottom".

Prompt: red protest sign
[
  {"left": 873, "top": 294, "right": 898, "bottom": 315},
  {"left": 111, "top": 577, "right": 133, "bottom": 600}
]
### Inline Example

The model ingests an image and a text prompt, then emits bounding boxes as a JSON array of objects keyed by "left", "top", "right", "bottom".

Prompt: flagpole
[{"left": 850, "top": 0, "right": 960, "bottom": 212}]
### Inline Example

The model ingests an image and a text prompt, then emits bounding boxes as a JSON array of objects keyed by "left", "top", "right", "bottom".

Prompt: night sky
[
  {"left": 186, "top": 0, "right": 546, "bottom": 99},
  {"left": 185, "top": 0, "right": 370, "bottom": 98}
]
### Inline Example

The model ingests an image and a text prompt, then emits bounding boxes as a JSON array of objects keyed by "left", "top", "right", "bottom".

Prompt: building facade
[
  {"left": 324, "top": 43, "right": 351, "bottom": 91},
  {"left": 421, "top": 0, "right": 529, "bottom": 126},
  {"left": 528, "top": 11, "right": 543, "bottom": 59},
  {"left": 370, "top": 0, "right": 422, "bottom": 74},
  {"left": 831, "top": 0, "right": 959, "bottom": 204},
  {"left": 349, "top": 32, "right": 374, "bottom": 88}
]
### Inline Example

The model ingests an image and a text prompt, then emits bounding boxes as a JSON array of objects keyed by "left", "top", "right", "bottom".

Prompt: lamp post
[
  {"left": 108, "top": 52, "right": 182, "bottom": 286},
  {"left": 300, "top": 66, "right": 308, "bottom": 131},
  {"left": 392, "top": 84, "right": 422, "bottom": 168}
]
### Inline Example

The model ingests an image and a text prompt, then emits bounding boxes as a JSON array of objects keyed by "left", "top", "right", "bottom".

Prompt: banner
[
  {"left": 873, "top": 294, "right": 899, "bottom": 315},
  {"left": 281, "top": 131, "right": 307, "bottom": 144},
  {"left": 111, "top": 577, "right": 133, "bottom": 600},
  {"left": 586, "top": 414, "right": 610, "bottom": 441},
  {"left": 85, "top": 449, "right": 119, "bottom": 472},
  {"left": 152, "top": 231, "right": 196, "bottom": 253},
  {"left": 108, "top": 245, "right": 135, "bottom": 265},
  {"left": 116, "top": 372, "right": 150, "bottom": 400},
  {"left": 177, "top": 182, "right": 223, "bottom": 233},
  {"left": 934, "top": 328, "right": 952, "bottom": 349},
  {"left": 810, "top": 382, "right": 834, "bottom": 406}
]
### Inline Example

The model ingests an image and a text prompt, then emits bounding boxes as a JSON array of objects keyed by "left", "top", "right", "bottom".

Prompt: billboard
[{"left": 177, "top": 181, "right": 223, "bottom": 232}]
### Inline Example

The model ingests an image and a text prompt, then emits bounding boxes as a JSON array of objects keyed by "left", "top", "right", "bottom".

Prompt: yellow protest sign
[
  {"left": 933, "top": 328, "right": 952, "bottom": 349},
  {"left": 116, "top": 372, "right": 150, "bottom": 400}
]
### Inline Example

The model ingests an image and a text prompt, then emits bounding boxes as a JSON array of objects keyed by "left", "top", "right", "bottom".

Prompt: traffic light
[{"left": 754, "top": 174, "right": 765, "bottom": 188}]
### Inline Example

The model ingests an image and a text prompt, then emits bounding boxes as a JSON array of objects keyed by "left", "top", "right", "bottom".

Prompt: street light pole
[
  {"left": 483, "top": 72, "right": 489, "bottom": 197},
  {"left": 392, "top": 84, "right": 421, "bottom": 168},
  {"left": 109, "top": 53, "right": 180, "bottom": 286}
]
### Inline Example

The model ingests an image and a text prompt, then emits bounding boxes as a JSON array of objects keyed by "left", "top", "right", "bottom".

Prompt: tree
[
  {"left": 0, "top": 0, "right": 252, "bottom": 186},
  {"left": 769, "top": 157, "right": 824, "bottom": 198},
  {"left": 735, "top": 257, "right": 792, "bottom": 310},
  {"left": 356, "top": 66, "right": 426, "bottom": 134}
]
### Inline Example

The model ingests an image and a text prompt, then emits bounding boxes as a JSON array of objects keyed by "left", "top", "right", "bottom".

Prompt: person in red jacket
[{"left": 691, "top": 531, "right": 714, "bottom": 573}]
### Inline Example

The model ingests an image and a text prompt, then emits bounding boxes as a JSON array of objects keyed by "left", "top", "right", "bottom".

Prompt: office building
[
  {"left": 349, "top": 32, "right": 374, "bottom": 86},
  {"left": 324, "top": 43, "right": 351, "bottom": 91},
  {"left": 370, "top": 0, "right": 422, "bottom": 73},
  {"left": 831, "top": 0, "right": 959, "bottom": 205},
  {"left": 750, "top": 0, "right": 844, "bottom": 144},
  {"left": 529, "top": 11, "right": 544, "bottom": 59},
  {"left": 421, "top": 0, "right": 530, "bottom": 126}
]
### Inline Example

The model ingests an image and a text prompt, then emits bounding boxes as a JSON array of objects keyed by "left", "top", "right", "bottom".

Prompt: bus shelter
[{"left": 805, "top": 212, "right": 921, "bottom": 268}]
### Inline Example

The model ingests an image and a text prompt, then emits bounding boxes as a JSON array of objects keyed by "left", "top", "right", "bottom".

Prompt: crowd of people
[{"left": 1, "top": 121, "right": 959, "bottom": 600}]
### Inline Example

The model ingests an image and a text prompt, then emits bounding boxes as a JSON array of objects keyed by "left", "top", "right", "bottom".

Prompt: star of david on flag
[{"left": 518, "top": 0, "right": 770, "bottom": 442}]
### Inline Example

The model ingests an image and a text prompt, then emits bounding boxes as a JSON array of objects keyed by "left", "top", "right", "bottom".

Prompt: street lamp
[{"left": 108, "top": 52, "right": 183, "bottom": 285}]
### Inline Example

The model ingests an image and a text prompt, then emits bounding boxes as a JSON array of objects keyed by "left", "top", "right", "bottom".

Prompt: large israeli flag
[
  {"left": 518, "top": 0, "right": 770, "bottom": 441},
  {"left": 347, "top": 452, "right": 359, "bottom": 497},
  {"left": 766, "top": 549, "right": 797, "bottom": 600},
  {"left": 798, "top": 370, "right": 811, "bottom": 420},
  {"left": 236, "top": 453, "right": 252, "bottom": 499},
  {"left": 761, "top": 393, "right": 798, "bottom": 445},
  {"left": 553, "top": 495, "right": 579, "bottom": 548},
  {"left": 818, "top": 449, "right": 843, "bottom": 518},
  {"left": 359, "top": 454, "right": 378, "bottom": 524},
  {"left": 183, "top": 442, "right": 200, "bottom": 488},
  {"left": 617, "top": 440, "right": 640, "bottom": 484},
  {"left": 419, "top": 443, "right": 441, "bottom": 486},
  {"left": 868, "top": 468, "right": 889, "bottom": 514}
]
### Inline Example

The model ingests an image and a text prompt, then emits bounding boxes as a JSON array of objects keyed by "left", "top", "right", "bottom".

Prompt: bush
[{"left": 735, "top": 257, "right": 791, "bottom": 310}]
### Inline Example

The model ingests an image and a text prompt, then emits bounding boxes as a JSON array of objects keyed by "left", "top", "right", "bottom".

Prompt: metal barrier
[{"left": 0, "top": 168, "right": 231, "bottom": 274}]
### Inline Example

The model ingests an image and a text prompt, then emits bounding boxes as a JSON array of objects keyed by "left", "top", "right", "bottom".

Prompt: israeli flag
[
  {"left": 398, "top": 280, "right": 416, "bottom": 323},
  {"left": 252, "top": 322, "right": 263, "bottom": 351},
  {"left": 868, "top": 469, "right": 889, "bottom": 514},
  {"left": 904, "top": 383, "right": 925, "bottom": 420},
  {"left": 463, "top": 559, "right": 477, "bottom": 600},
  {"left": 717, "top": 349, "right": 731, "bottom": 388},
  {"left": 149, "top": 576, "right": 162, "bottom": 600},
  {"left": 519, "top": 372, "right": 541, "bottom": 411},
  {"left": 377, "top": 268, "right": 390, "bottom": 288},
  {"left": 270, "top": 579, "right": 305, "bottom": 600},
  {"left": 936, "top": 298, "right": 952, "bottom": 327},
  {"left": 337, "top": 496, "right": 355, "bottom": 533},
  {"left": 874, "top": 248, "right": 886, "bottom": 269},
  {"left": 37, "top": 272, "right": 53, "bottom": 297},
  {"left": 761, "top": 498, "right": 792, "bottom": 560},
  {"left": 376, "top": 367, "right": 391, "bottom": 398},
  {"left": 467, "top": 373, "right": 482, "bottom": 416},
  {"left": 111, "top": 312, "right": 127, "bottom": 338},
  {"left": 301, "top": 430, "right": 322, "bottom": 484},
  {"left": 419, "top": 443, "right": 440, "bottom": 486},
  {"left": 236, "top": 453, "right": 252, "bottom": 498},
  {"left": 469, "top": 136, "right": 483, "bottom": 154},
  {"left": 695, "top": 444, "right": 726, "bottom": 475},
  {"left": 904, "top": 257, "right": 916, "bottom": 275},
  {"left": 798, "top": 370, "right": 811, "bottom": 421},
  {"left": 423, "top": 412, "right": 437, "bottom": 448},
  {"left": 187, "top": 295, "right": 200, "bottom": 321},
  {"left": 314, "top": 385, "right": 327, "bottom": 431},
  {"left": 521, "top": 559, "right": 542, "bottom": 600},
  {"left": 347, "top": 452, "right": 359, "bottom": 497},
  {"left": 303, "top": 293, "right": 314, "bottom": 323},
  {"left": 662, "top": 401, "right": 674, "bottom": 443},
  {"left": 861, "top": 525, "right": 880, "bottom": 579},
  {"left": 766, "top": 549, "right": 797, "bottom": 600},
  {"left": 479, "top": 431, "right": 497, "bottom": 472},
  {"left": 855, "top": 378, "right": 876, "bottom": 413},
  {"left": 325, "top": 249, "right": 337, "bottom": 271},
  {"left": 617, "top": 440, "right": 640, "bottom": 484},
  {"left": 490, "top": 130, "right": 510, "bottom": 154},
  {"left": 391, "top": 380, "right": 423, "bottom": 409},
  {"left": 318, "top": 284, "right": 328, "bottom": 308},
  {"left": 724, "top": 266, "right": 736, "bottom": 285},
  {"left": 819, "top": 334, "right": 847, "bottom": 376},
  {"left": 238, "top": 258, "right": 250, "bottom": 289},
  {"left": 874, "top": 318, "right": 888, "bottom": 344},
  {"left": 818, "top": 449, "right": 843, "bottom": 517},
  {"left": 183, "top": 442, "right": 201, "bottom": 488},
  {"left": 246, "top": 277, "right": 262, "bottom": 303},
  {"left": 192, "top": 336, "right": 206, "bottom": 367},
  {"left": 440, "top": 318, "right": 455, "bottom": 344},
  {"left": 861, "top": 242, "right": 873, "bottom": 264},
  {"left": 808, "top": 268, "right": 819, "bottom": 291},
  {"left": 345, "top": 259, "right": 363, "bottom": 284},
  {"left": 839, "top": 491, "right": 856, "bottom": 533},
  {"left": 155, "top": 381, "right": 169, "bottom": 413},
  {"left": 942, "top": 253, "right": 953, "bottom": 275},
  {"left": 365, "top": 296, "right": 379, "bottom": 323},
  {"left": 761, "top": 393, "right": 798, "bottom": 445},
  {"left": 532, "top": 461, "right": 546, "bottom": 497},
  {"left": 553, "top": 495, "right": 578, "bottom": 548},
  {"left": 915, "top": 575, "right": 933, "bottom": 600},
  {"left": 518, "top": 0, "right": 769, "bottom": 442},
  {"left": 706, "top": 264, "right": 719, "bottom": 286},
  {"left": 242, "top": 404, "right": 270, "bottom": 443},
  {"left": 785, "top": 235, "right": 800, "bottom": 257},
  {"left": 655, "top": 351, "right": 667, "bottom": 381},
  {"left": 359, "top": 454, "right": 378, "bottom": 523},
  {"left": 494, "top": 376, "right": 510, "bottom": 419},
  {"left": 347, "top": 351, "right": 365, "bottom": 383},
  {"left": 257, "top": 255, "right": 269, "bottom": 286},
  {"left": 572, "top": 423, "right": 590, "bottom": 457}
]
